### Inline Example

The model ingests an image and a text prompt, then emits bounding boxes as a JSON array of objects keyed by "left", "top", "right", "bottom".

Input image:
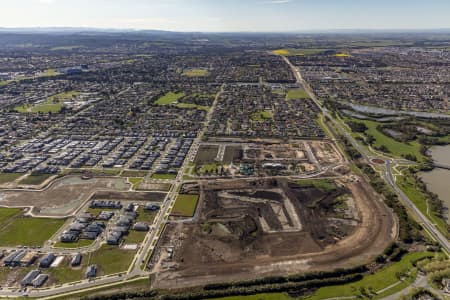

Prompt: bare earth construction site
[{"left": 151, "top": 143, "right": 396, "bottom": 289}]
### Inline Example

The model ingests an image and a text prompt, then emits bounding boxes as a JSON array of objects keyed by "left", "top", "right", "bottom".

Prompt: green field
[
  {"left": 151, "top": 173, "right": 177, "bottom": 180},
  {"left": 15, "top": 90, "right": 80, "bottom": 113},
  {"left": 121, "top": 170, "right": 148, "bottom": 177},
  {"left": 136, "top": 207, "right": 157, "bottom": 223},
  {"left": 172, "top": 194, "right": 199, "bottom": 217},
  {"left": 155, "top": 92, "right": 185, "bottom": 105},
  {"left": 0, "top": 216, "right": 66, "bottom": 246},
  {"left": 296, "top": 179, "right": 337, "bottom": 192},
  {"left": 211, "top": 252, "right": 434, "bottom": 300},
  {"left": 19, "top": 173, "right": 54, "bottom": 185},
  {"left": 89, "top": 245, "right": 136, "bottom": 275},
  {"left": 306, "top": 252, "right": 434, "bottom": 300},
  {"left": 344, "top": 117, "right": 425, "bottom": 161},
  {"left": 251, "top": 110, "right": 272, "bottom": 122},
  {"left": 124, "top": 230, "right": 147, "bottom": 244},
  {"left": 0, "top": 172, "right": 23, "bottom": 184},
  {"left": 286, "top": 89, "right": 310, "bottom": 100},
  {"left": 182, "top": 68, "right": 209, "bottom": 77},
  {"left": 0, "top": 207, "right": 22, "bottom": 226}
]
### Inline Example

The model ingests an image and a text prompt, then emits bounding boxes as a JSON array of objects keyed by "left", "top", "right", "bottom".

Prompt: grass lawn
[
  {"left": 306, "top": 252, "right": 435, "bottom": 300},
  {"left": 121, "top": 170, "right": 148, "bottom": 177},
  {"left": 286, "top": 89, "right": 310, "bottom": 100},
  {"left": 151, "top": 173, "right": 177, "bottom": 180},
  {"left": 15, "top": 90, "right": 80, "bottom": 113},
  {"left": 296, "top": 179, "right": 337, "bottom": 193},
  {"left": 251, "top": 110, "right": 272, "bottom": 122},
  {"left": 53, "top": 239, "right": 94, "bottom": 249},
  {"left": 89, "top": 245, "right": 136, "bottom": 275},
  {"left": 0, "top": 207, "right": 22, "bottom": 226},
  {"left": 155, "top": 92, "right": 185, "bottom": 105},
  {"left": 129, "top": 177, "right": 143, "bottom": 190},
  {"left": 344, "top": 117, "right": 426, "bottom": 161},
  {"left": 182, "top": 68, "right": 209, "bottom": 77},
  {"left": 19, "top": 173, "right": 54, "bottom": 185},
  {"left": 0, "top": 172, "right": 24, "bottom": 184},
  {"left": 0, "top": 216, "right": 66, "bottom": 246},
  {"left": 396, "top": 174, "right": 448, "bottom": 237},
  {"left": 196, "top": 163, "right": 220, "bottom": 175},
  {"left": 172, "top": 194, "right": 199, "bottom": 217},
  {"left": 124, "top": 230, "right": 147, "bottom": 244}
]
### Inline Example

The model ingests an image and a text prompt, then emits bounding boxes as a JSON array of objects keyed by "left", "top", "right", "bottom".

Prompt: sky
[{"left": 0, "top": 0, "right": 450, "bottom": 32}]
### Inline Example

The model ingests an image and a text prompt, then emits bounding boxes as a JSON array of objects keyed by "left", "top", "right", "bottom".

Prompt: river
[{"left": 419, "top": 145, "right": 450, "bottom": 223}]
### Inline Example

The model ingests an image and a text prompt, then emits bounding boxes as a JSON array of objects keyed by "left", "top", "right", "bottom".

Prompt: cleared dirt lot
[
  {"left": 91, "top": 190, "right": 167, "bottom": 202},
  {"left": 152, "top": 177, "right": 395, "bottom": 289},
  {"left": 0, "top": 176, "right": 130, "bottom": 216}
]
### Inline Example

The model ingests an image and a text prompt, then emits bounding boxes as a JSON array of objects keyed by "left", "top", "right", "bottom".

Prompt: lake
[{"left": 419, "top": 145, "right": 450, "bottom": 223}]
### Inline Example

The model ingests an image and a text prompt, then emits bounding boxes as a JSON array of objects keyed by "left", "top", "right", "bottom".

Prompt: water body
[
  {"left": 419, "top": 145, "right": 450, "bottom": 223},
  {"left": 344, "top": 102, "right": 450, "bottom": 119}
]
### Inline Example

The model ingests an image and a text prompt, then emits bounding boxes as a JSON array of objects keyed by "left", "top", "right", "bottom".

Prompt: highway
[{"left": 282, "top": 55, "right": 450, "bottom": 255}]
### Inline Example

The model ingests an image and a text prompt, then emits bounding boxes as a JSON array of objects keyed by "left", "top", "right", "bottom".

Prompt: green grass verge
[
  {"left": 121, "top": 170, "right": 148, "bottom": 177},
  {"left": 151, "top": 173, "right": 177, "bottom": 180},
  {"left": 0, "top": 216, "right": 65, "bottom": 246},
  {"left": 18, "top": 173, "right": 53, "bottom": 185},
  {"left": 286, "top": 89, "right": 309, "bottom": 100},
  {"left": 0, "top": 172, "right": 24, "bottom": 184},
  {"left": 129, "top": 177, "right": 144, "bottom": 190},
  {"left": 172, "top": 194, "right": 199, "bottom": 217},
  {"left": 305, "top": 252, "right": 435, "bottom": 300},
  {"left": 155, "top": 92, "right": 185, "bottom": 105},
  {"left": 49, "top": 277, "right": 151, "bottom": 300},
  {"left": 89, "top": 245, "right": 136, "bottom": 275},
  {"left": 396, "top": 174, "right": 448, "bottom": 236}
]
